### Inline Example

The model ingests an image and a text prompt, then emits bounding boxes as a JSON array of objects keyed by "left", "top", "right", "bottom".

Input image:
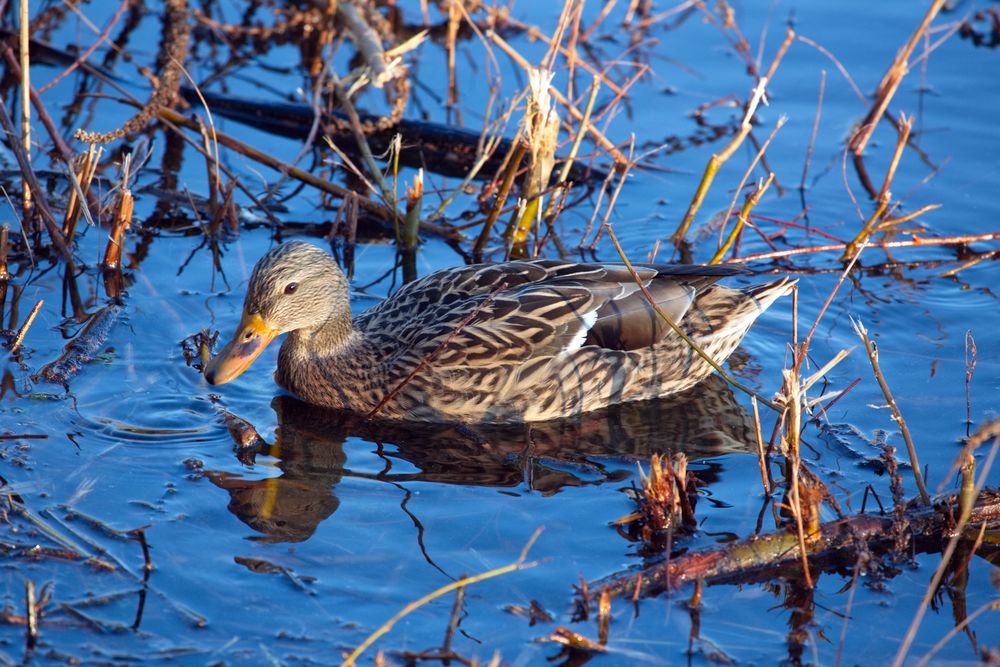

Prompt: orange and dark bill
[{"left": 204, "top": 312, "right": 278, "bottom": 385}]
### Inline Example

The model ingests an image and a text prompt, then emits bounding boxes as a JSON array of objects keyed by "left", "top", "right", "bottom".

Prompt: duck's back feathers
[{"left": 357, "top": 260, "right": 749, "bottom": 358}]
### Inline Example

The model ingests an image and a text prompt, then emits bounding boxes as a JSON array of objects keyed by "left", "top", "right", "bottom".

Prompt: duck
[{"left": 205, "top": 241, "right": 794, "bottom": 423}]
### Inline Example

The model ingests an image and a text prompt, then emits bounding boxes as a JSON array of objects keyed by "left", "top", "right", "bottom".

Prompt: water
[{"left": 1, "top": 1, "right": 998, "bottom": 664}]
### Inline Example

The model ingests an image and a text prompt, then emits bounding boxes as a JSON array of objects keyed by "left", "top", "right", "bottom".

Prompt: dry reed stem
[
  {"left": 340, "top": 528, "right": 542, "bottom": 666},
  {"left": 914, "top": 598, "right": 1000, "bottom": 667},
  {"left": 851, "top": 318, "right": 931, "bottom": 505},
  {"left": 63, "top": 145, "right": 101, "bottom": 239},
  {"left": 729, "top": 230, "right": 995, "bottom": 264},
  {"left": 604, "top": 223, "right": 779, "bottom": 411},
  {"left": 19, "top": 0, "right": 32, "bottom": 218},
  {"left": 446, "top": 0, "right": 460, "bottom": 111},
  {"left": 891, "top": 421, "right": 999, "bottom": 667},
  {"left": 486, "top": 30, "right": 627, "bottom": 165},
  {"left": 500, "top": 10, "right": 628, "bottom": 98},
  {"left": 710, "top": 172, "right": 775, "bottom": 264},
  {"left": 597, "top": 588, "right": 611, "bottom": 645},
  {"left": 709, "top": 114, "right": 786, "bottom": 263},
  {"left": 0, "top": 224, "right": 8, "bottom": 281},
  {"left": 751, "top": 397, "right": 772, "bottom": 496},
  {"left": 330, "top": 76, "right": 394, "bottom": 207},
  {"left": 24, "top": 579, "right": 37, "bottom": 651},
  {"left": 10, "top": 299, "right": 42, "bottom": 354},
  {"left": 850, "top": 0, "right": 947, "bottom": 155},
  {"left": 842, "top": 115, "right": 913, "bottom": 260},
  {"left": 553, "top": 76, "right": 601, "bottom": 188},
  {"left": 671, "top": 77, "right": 769, "bottom": 245}
]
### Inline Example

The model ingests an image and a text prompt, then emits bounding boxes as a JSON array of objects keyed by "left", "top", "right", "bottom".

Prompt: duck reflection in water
[{"left": 205, "top": 375, "right": 756, "bottom": 542}]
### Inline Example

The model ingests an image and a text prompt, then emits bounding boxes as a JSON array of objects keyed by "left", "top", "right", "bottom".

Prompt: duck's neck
[
  {"left": 276, "top": 311, "right": 369, "bottom": 411},
  {"left": 285, "top": 310, "right": 357, "bottom": 358}
]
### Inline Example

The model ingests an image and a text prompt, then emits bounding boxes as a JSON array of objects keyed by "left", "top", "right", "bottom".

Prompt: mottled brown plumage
[{"left": 205, "top": 241, "right": 794, "bottom": 423}]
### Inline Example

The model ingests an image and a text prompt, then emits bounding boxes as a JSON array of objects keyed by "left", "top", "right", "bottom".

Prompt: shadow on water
[{"left": 207, "top": 375, "right": 754, "bottom": 543}]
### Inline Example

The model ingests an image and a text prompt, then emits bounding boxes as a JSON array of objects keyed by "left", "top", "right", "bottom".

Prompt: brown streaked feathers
[{"left": 205, "top": 241, "right": 794, "bottom": 423}]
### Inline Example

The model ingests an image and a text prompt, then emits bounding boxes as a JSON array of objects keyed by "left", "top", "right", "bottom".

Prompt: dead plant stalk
[
  {"left": 850, "top": 0, "right": 947, "bottom": 155},
  {"left": 340, "top": 528, "right": 542, "bottom": 666},
  {"left": 671, "top": 78, "right": 769, "bottom": 245},
  {"left": 852, "top": 319, "right": 931, "bottom": 505}
]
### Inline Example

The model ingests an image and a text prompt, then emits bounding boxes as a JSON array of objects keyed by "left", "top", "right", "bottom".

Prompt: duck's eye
[{"left": 284, "top": 282, "right": 299, "bottom": 295}]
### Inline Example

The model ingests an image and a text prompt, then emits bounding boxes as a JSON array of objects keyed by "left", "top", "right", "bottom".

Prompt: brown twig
[
  {"left": 9, "top": 299, "right": 42, "bottom": 354},
  {"left": 851, "top": 318, "right": 931, "bottom": 505},
  {"left": 727, "top": 231, "right": 999, "bottom": 264},
  {"left": 671, "top": 78, "right": 769, "bottom": 245},
  {"left": 850, "top": 0, "right": 947, "bottom": 155}
]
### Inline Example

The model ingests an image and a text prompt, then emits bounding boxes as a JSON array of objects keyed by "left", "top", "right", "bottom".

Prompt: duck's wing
[{"left": 357, "top": 261, "right": 748, "bottom": 366}]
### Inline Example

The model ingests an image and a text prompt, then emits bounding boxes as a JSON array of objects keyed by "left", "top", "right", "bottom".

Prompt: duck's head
[{"left": 205, "top": 241, "right": 349, "bottom": 385}]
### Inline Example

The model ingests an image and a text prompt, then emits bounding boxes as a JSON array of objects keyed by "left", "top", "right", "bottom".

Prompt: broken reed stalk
[
  {"left": 850, "top": 0, "right": 946, "bottom": 155},
  {"left": 0, "top": 224, "right": 8, "bottom": 281},
  {"left": 710, "top": 172, "right": 775, "bottom": 264},
  {"left": 671, "top": 78, "right": 769, "bottom": 245},
  {"left": 63, "top": 145, "right": 101, "bottom": 240},
  {"left": 10, "top": 299, "right": 42, "bottom": 354},
  {"left": 402, "top": 170, "right": 423, "bottom": 250},
  {"left": 508, "top": 69, "right": 560, "bottom": 249},
  {"left": 340, "top": 528, "right": 542, "bottom": 667},
  {"left": 587, "top": 140, "right": 637, "bottom": 251},
  {"left": 851, "top": 318, "right": 931, "bottom": 506},
  {"left": 708, "top": 113, "right": 786, "bottom": 265},
  {"left": 597, "top": 588, "right": 611, "bottom": 645},
  {"left": 842, "top": 115, "right": 913, "bottom": 260},
  {"left": 552, "top": 76, "right": 600, "bottom": 188},
  {"left": 603, "top": 222, "right": 779, "bottom": 412},
  {"left": 19, "top": 0, "right": 32, "bottom": 218},
  {"left": 25, "top": 579, "right": 37, "bottom": 651},
  {"left": 891, "top": 423, "right": 999, "bottom": 667},
  {"left": 104, "top": 160, "right": 134, "bottom": 270}
]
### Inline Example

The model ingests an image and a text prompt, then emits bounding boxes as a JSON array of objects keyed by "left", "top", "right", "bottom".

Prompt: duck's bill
[{"left": 204, "top": 313, "right": 277, "bottom": 385}]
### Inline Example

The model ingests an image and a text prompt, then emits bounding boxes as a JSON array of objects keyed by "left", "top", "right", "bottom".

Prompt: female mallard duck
[{"left": 205, "top": 241, "right": 793, "bottom": 423}]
